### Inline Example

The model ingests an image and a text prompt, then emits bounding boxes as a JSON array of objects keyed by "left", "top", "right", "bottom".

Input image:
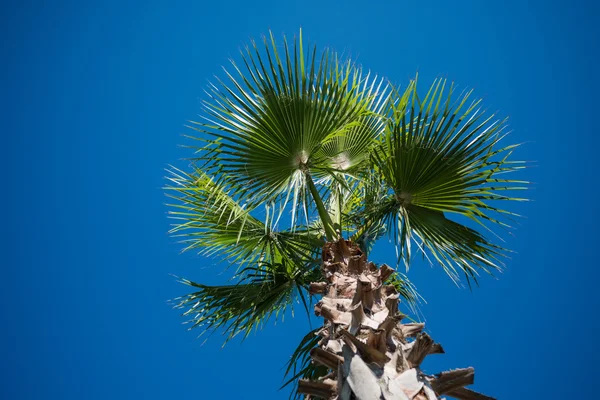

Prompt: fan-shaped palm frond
[
  {"left": 313, "top": 88, "right": 389, "bottom": 177},
  {"left": 187, "top": 30, "right": 388, "bottom": 239},
  {"left": 362, "top": 77, "right": 527, "bottom": 284}
]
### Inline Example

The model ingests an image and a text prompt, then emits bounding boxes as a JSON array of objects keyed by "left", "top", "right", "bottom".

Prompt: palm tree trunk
[{"left": 298, "top": 239, "right": 494, "bottom": 400}]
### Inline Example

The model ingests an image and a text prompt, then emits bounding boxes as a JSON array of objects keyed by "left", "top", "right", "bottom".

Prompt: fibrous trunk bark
[{"left": 298, "top": 239, "right": 494, "bottom": 400}]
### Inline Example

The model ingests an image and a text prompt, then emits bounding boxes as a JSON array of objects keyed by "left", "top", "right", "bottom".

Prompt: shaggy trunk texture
[{"left": 298, "top": 239, "right": 494, "bottom": 400}]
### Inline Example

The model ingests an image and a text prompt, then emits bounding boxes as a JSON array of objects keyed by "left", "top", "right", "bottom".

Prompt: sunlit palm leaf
[
  {"left": 166, "top": 166, "right": 262, "bottom": 262},
  {"left": 313, "top": 81, "right": 389, "bottom": 176},
  {"left": 188, "top": 30, "right": 387, "bottom": 226},
  {"left": 165, "top": 166, "right": 324, "bottom": 272}
]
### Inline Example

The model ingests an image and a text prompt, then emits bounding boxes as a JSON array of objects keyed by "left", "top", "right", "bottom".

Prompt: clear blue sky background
[{"left": 2, "top": 0, "right": 598, "bottom": 398}]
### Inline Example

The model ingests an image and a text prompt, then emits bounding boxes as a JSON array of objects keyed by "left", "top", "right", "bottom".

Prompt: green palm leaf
[
  {"left": 166, "top": 165, "right": 325, "bottom": 341},
  {"left": 187, "top": 31, "right": 387, "bottom": 238},
  {"left": 165, "top": 166, "right": 324, "bottom": 272},
  {"left": 173, "top": 262, "right": 321, "bottom": 342},
  {"left": 366, "top": 77, "right": 527, "bottom": 283}
]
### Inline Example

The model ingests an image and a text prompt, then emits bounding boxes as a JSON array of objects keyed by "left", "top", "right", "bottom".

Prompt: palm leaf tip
[
  {"left": 280, "top": 327, "right": 328, "bottom": 399},
  {"left": 385, "top": 271, "right": 423, "bottom": 313}
]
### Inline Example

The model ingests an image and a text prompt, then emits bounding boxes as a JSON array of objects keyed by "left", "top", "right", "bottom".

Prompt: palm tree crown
[{"left": 165, "top": 30, "right": 526, "bottom": 397}]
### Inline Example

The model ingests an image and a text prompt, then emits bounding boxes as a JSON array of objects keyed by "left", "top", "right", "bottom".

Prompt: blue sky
[{"left": 2, "top": 0, "right": 598, "bottom": 398}]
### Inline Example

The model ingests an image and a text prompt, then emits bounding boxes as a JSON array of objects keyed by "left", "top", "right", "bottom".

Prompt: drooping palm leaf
[
  {"left": 173, "top": 262, "right": 320, "bottom": 342},
  {"left": 364, "top": 77, "right": 527, "bottom": 283},
  {"left": 166, "top": 165, "right": 326, "bottom": 340}
]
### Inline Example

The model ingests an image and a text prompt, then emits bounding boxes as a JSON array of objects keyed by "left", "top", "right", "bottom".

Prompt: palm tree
[{"left": 165, "top": 30, "right": 526, "bottom": 400}]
